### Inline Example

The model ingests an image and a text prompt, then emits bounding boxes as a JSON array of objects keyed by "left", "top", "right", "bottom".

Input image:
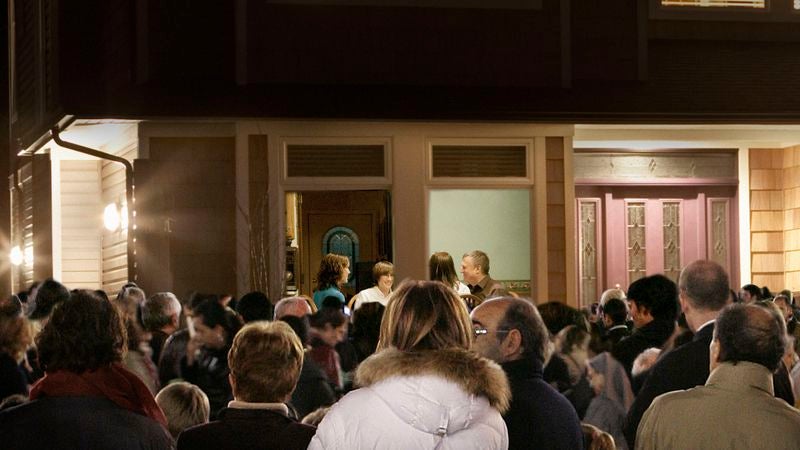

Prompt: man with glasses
[{"left": 470, "top": 297, "right": 584, "bottom": 450}]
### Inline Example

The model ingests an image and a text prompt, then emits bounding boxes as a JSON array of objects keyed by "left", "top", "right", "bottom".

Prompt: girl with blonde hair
[{"left": 309, "top": 280, "right": 511, "bottom": 449}]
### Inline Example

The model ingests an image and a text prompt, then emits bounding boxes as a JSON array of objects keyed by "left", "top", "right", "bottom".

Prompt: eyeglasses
[{"left": 473, "top": 325, "right": 512, "bottom": 337}]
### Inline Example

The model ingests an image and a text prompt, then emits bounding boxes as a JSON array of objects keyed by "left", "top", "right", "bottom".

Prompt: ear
[
  {"left": 678, "top": 291, "right": 690, "bottom": 313},
  {"left": 501, "top": 329, "right": 523, "bottom": 359},
  {"left": 709, "top": 339, "right": 720, "bottom": 372},
  {"left": 228, "top": 373, "right": 237, "bottom": 398}
]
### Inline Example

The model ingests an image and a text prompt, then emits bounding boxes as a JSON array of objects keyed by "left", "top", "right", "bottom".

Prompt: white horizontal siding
[{"left": 60, "top": 160, "right": 102, "bottom": 290}]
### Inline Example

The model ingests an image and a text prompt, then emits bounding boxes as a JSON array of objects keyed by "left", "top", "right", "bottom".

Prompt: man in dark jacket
[
  {"left": 611, "top": 274, "right": 678, "bottom": 377},
  {"left": 626, "top": 261, "right": 795, "bottom": 448},
  {"left": 471, "top": 297, "right": 584, "bottom": 450},
  {"left": 178, "top": 321, "right": 316, "bottom": 450}
]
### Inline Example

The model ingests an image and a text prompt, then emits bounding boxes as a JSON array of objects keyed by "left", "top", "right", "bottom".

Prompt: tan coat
[{"left": 635, "top": 361, "right": 800, "bottom": 450}]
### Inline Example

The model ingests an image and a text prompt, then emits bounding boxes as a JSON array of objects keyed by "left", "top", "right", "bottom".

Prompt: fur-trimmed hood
[{"left": 356, "top": 347, "right": 511, "bottom": 414}]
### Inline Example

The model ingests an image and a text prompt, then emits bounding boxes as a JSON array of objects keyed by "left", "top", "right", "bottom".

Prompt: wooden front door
[
  {"left": 576, "top": 185, "right": 738, "bottom": 306},
  {"left": 298, "top": 190, "right": 390, "bottom": 298}
]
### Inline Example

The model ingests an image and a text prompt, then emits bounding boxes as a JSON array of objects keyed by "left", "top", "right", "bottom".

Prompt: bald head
[
  {"left": 274, "top": 297, "right": 312, "bottom": 320},
  {"left": 713, "top": 303, "right": 786, "bottom": 372},
  {"left": 679, "top": 260, "right": 730, "bottom": 312},
  {"left": 470, "top": 297, "right": 550, "bottom": 363}
]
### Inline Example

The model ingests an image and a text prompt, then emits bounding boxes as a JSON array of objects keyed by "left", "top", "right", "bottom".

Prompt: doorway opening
[{"left": 285, "top": 190, "right": 392, "bottom": 300}]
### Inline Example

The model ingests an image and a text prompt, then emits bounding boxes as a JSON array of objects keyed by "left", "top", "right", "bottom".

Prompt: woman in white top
[
  {"left": 352, "top": 261, "right": 394, "bottom": 311},
  {"left": 429, "top": 252, "right": 470, "bottom": 295}
]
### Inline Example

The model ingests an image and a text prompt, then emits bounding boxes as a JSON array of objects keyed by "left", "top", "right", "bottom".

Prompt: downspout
[{"left": 50, "top": 125, "right": 136, "bottom": 283}]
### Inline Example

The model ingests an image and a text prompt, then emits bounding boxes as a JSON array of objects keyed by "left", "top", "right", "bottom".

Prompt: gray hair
[
  {"left": 141, "top": 292, "right": 182, "bottom": 331},
  {"left": 463, "top": 250, "right": 490, "bottom": 275},
  {"left": 274, "top": 296, "right": 312, "bottom": 319}
]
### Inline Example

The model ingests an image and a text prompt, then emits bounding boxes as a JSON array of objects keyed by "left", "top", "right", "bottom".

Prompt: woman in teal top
[{"left": 313, "top": 253, "right": 350, "bottom": 309}]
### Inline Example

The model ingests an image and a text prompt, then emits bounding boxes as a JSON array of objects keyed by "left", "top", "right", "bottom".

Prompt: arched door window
[{"left": 322, "top": 226, "right": 359, "bottom": 288}]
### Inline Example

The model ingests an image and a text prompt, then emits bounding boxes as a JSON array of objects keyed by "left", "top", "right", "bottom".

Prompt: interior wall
[{"left": 428, "top": 189, "right": 531, "bottom": 284}]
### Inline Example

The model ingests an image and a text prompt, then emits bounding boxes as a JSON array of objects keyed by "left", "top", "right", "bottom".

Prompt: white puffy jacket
[{"left": 308, "top": 347, "right": 510, "bottom": 450}]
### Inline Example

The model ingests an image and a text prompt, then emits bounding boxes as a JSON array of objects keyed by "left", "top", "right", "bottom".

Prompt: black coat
[
  {"left": 177, "top": 407, "right": 316, "bottom": 450},
  {"left": 289, "top": 357, "right": 337, "bottom": 419},
  {"left": 181, "top": 346, "right": 232, "bottom": 419},
  {"left": 0, "top": 396, "right": 172, "bottom": 450},
  {"left": 502, "top": 357, "right": 585, "bottom": 450},
  {"left": 0, "top": 352, "right": 27, "bottom": 401},
  {"left": 610, "top": 319, "right": 674, "bottom": 377},
  {"left": 624, "top": 323, "right": 796, "bottom": 447}
]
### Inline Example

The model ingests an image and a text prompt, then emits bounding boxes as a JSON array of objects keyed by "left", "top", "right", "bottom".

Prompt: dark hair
[
  {"left": 741, "top": 284, "right": 762, "bottom": 301},
  {"left": 94, "top": 290, "right": 110, "bottom": 302},
  {"left": 537, "top": 301, "right": 589, "bottom": 336},
  {"left": 602, "top": 298, "right": 628, "bottom": 325},
  {"left": 236, "top": 291, "right": 273, "bottom": 323},
  {"left": 28, "top": 278, "right": 70, "bottom": 320},
  {"left": 429, "top": 252, "right": 459, "bottom": 288},
  {"left": 321, "top": 296, "right": 345, "bottom": 310},
  {"left": 189, "top": 293, "right": 219, "bottom": 311},
  {"left": 308, "top": 306, "right": 347, "bottom": 330},
  {"left": 496, "top": 298, "right": 551, "bottom": 363},
  {"left": 627, "top": 274, "right": 679, "bottom": 322},
  {"left": 557, "top": 324, "right": 590, "bottom": 354},
  {"left": 193, "top": 299, "right": 242, "bottom": 346},
  {"left": 37, "top": 290, "right": 127, "bottom": 373},
  {"left": 351, "top": 302, "right": 385, "bottom": 362},
  {"left": 730, "top": 289, "right": 741, "bottom": 304},
  {"left": 715, "top": 303, "right": 786, "bottom": 372},
  {"left": 280, "top": 315, "right": 310, "bottom": 345},
  {"left": 761, "top": 286, "right": 774, "bottom": 300},
  {"left": 678, "top": 260, "right": 729, "bottom": 312}
]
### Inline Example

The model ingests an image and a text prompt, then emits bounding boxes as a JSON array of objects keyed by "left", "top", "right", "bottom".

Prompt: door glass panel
[
  {"left": 710, "top": 199, "right": 729, "bottom": 272},
  {"left": 579, "top": 201, "right": 598, "bottom": 306},
  {"left": 663, "top": 202, "right": 681, "bottom": 283},
  {"left": 627, "top": 202, "right": 646, "bottom": 283}
]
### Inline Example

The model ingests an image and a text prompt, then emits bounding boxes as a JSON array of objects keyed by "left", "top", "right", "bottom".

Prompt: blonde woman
[
  {"left": 429, "top": 252, "right": 470, "bottom": 295},
  {"left": 309, "top": 280, "right": 511, "bottom": 449}
]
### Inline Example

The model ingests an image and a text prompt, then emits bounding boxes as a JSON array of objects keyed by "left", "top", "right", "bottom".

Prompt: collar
[
  {"left": 501, "top": 356, "right": 544, "bottom": 380},
  {"left": 227, "top": 400, "right": 289, "bottom": 415},
  {"left": 706, "top": 361, "right": 775, "bottom": 396},
  {"left": 697, "top": 319, "right": 716, "bottom": 333},
  {"left": 469, "top": 275, "right": 491, "bottom": 293},
  {"left": 693, "top": 320, "right": 716, "bottom": 342},
  {"left": 607, "top": 324, "right": 629, "bottom": 332}
]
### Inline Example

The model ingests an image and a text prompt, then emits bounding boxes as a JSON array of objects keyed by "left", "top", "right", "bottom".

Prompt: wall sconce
[
  {"left": 9, "top": 246, "right": 23, "bottom": 266},
  {"left": 104, "top": 202, "right": 128, "bottom": 232}
]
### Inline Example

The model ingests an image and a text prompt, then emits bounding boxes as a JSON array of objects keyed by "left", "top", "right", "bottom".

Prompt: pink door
[{"left": 576, "top": 185, "right": 738, "bottom": 307}]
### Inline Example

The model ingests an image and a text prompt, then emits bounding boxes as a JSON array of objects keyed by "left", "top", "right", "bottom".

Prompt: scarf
[{"left": 29, "top": 362, "right": 167, "bottom": 428}]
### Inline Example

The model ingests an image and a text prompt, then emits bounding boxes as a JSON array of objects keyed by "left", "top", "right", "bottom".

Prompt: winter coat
[{"left": 308, "top": 347, "right": 511, "bottom": 450}]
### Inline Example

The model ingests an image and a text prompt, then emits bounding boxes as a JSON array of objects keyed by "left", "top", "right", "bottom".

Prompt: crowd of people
[{"left": 1, "top": 250, "right": 800, "bottom": 449}]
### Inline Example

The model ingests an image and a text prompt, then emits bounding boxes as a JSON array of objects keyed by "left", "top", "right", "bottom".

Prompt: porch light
[
  {"left": 9, "top": 246, "right": 23, "bottom": 266},
  {"left": 104, "top": 203, "right": 121, "bottom": 231}
]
